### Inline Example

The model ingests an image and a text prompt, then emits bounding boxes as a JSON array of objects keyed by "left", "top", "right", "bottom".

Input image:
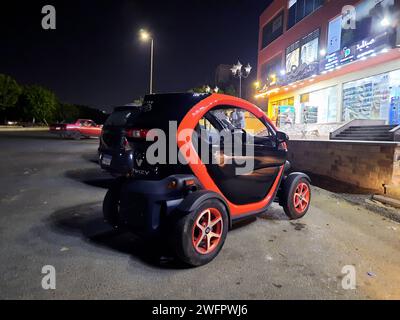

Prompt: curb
[
  {"left": 372, "top": 195, "right": 400, "bottom": 209},
  {"left": 330, "top": 192, "right": 400, "bottom": 223},
  {"left": 0, "top": 127, "right": 49, "bottom": 132}
]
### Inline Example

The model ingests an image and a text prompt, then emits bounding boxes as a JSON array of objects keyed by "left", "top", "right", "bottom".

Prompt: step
[
  {"left": 346, "top": 128, "right": 393, "bottom": 133},
  {"left": 332, "top": 137, "right": 393, "bottom": 141},
  {"left": 351, "top": 125, "right": 396, "bottom": 129},
  {"left": 339, "top": 130, "right": 392, "bottom": 134},
  {"left": 336, "top": 134, "right": 392, "bottom": 138}
]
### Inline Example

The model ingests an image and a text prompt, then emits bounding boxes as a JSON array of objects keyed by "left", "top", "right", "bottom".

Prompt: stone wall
[{"left": 287, "top": 140, "right": 400, "bottom": 194}]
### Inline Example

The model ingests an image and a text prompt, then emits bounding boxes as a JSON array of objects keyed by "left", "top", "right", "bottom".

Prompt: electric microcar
[{"left": 99, "top": 93, "right": 311, "bottom": 266}]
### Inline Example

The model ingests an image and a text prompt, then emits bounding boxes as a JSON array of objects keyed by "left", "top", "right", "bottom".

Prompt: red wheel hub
[
  {"left": 192, "top": 208, "right": 223, "bottom": 255},
  {"left": 293, "top": 182, "right": 310, "bottom": 215}
]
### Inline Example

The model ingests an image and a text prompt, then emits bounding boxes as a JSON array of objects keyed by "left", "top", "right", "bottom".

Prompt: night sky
[{"left": 1, "top": 0, "right": 272, "bottom": 110}]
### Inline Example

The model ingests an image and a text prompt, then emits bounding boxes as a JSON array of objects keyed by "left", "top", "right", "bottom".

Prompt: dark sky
[{"left": 0, "top": 0, "right": 272, "bottom": 110}]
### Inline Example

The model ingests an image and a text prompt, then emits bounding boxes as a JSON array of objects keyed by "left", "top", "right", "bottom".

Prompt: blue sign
[{"left": 327, "top": 16, "right": 342, "bottom": 55}]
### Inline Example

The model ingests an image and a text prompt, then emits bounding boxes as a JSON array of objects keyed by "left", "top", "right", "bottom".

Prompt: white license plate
[{"left": 101, "top": 155, "right": 112, "bottom": 166}]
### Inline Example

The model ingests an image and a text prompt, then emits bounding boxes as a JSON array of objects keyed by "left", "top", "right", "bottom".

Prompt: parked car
[
  {"left": 49, "top": 119, "right": 102, "bottom": 139},
  {"left": 100, "top": 93, "right": 311, "bottom": 267}
]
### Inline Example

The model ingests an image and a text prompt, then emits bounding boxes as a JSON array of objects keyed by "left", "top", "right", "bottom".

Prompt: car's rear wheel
[
  {"left": 72, "top": 132, "right": 82, "bottom": 140},
  {"left": 173, "top": 199, "right": 228, "bottom": 267},
  {"left": 103, "top": 183, "right": 122, "bottom": 228},
  {"left": 282, "top": 177, "right": 311, "bottom": 219}
]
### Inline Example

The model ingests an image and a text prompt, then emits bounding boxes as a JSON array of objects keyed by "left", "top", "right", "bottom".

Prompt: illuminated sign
[
  {"left": 320, "top": 31, "right": 393, "bottom": 71},
  {"left": 327, "top": 16, "right": 342, "bottom": 55}
]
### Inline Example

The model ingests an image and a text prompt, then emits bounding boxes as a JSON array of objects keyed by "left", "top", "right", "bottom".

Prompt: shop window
[
  {"left": 342, "top": 70, "right": 400, "bottom": 124},
  {"left": 271, "top": 97, "right": 295, "bottom": 127},
  {"left": 285, "top": 29, "right": 319, "bottom": 81},
  {"left": 301, "top": 86, "right": 338, "bottom": 124},
  {"left": 261, "top": 11, "right": 284, "bottom": 49},
  {"left": 287, "top": 0, "right": 324, "bottom": 29},
  {"left": 260, "top": 56, "right": 283, "bottom": 86},
  {"left": 285, "top": 41, "right": 300, "bottom": 74}
]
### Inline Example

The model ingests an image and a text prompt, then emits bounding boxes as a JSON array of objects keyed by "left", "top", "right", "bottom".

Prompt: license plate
[{"left": 101, "top": 155, "right": 112, "bottom": 166}]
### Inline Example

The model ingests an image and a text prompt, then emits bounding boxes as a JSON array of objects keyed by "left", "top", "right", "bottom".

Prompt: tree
[
  {"left": 19, "top": 85, "right": 58, "bottom": 124},
  {"left": 222, "top": 84, "right": 237, "bottom": 97},
  {"left": 57, "top": 103, "right": 80, "bottom": 123},
  {"left": 0, "top": 74, "right": 21, "bottom": 111}
]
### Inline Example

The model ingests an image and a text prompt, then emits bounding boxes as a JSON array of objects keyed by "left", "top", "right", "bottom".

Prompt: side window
[
  {"left": 209, "top": 107, "right": 272, "bottom": 138},
  {"left": 197, "top": 117, "right": 219, "bottom": 144}
]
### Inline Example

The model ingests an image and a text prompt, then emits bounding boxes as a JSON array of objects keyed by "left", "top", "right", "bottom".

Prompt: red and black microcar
[{"left": 99, "top": 93, "right": 311, "bottom": 266}]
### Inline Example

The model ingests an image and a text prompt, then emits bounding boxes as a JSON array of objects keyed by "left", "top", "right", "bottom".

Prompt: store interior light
[
  {"left": 320, "top": 49, "right": 327, "bottom": 57},
  {"left": 381, "top": 17, "right": 390, "bottom": 27},
  {"left": 280, "top": 69, "right": 286, "bottom": 76}
]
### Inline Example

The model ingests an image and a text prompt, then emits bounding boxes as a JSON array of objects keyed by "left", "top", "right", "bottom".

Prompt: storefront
[
  {"left": 260, "top": 0, "right": 400, "bottom": 131},
  {"left": 300, "top": 86, "right": 338, "bottom": 124},
  {"left": 342, "top": 69, "right": 400, "bottom": 125},
  {"left": 270, "top": 97, "right": 295, "bottom": 127},
  {"left": 267, "top": 65, "right": 400, "bottom": 129}
]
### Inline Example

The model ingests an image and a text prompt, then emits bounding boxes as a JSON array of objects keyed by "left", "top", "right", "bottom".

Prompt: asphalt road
[{"left": 0, "top": 131, "right": 399, "bottom": 299}]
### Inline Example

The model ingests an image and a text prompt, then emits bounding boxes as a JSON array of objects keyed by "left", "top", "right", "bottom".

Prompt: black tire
[
  {"left": 103, "top": 186, "right": 121, "bottom": 227},
  {"left": 281, "top": 176, "right": 311, "bottom": 220},
  {"left": 173, "top": 199, "right": 229, "bottom": 267},
  {"left": 72, "top": 131, "right": 82, "bottom": 140}
]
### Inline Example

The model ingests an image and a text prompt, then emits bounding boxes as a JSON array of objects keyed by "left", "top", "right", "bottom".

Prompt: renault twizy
[{"left": 99, "top": 93, "right": 311, "bottom": 266}]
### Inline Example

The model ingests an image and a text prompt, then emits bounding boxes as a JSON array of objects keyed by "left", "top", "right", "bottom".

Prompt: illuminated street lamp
[
  {"left": 139, "top": 29, "right": 154, "bottom": 94},
  {"left": 231, "top": 61, "right": 252, "bottom": 98}
]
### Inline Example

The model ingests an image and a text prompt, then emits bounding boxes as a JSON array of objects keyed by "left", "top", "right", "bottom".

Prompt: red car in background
[{"left": 49, "top": 119, "right": 103, "bottom": 139}]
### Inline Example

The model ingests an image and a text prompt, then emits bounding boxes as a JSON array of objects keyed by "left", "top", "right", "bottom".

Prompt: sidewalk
[
  {"left": 0, "top": 126, "right": 48, "bottom": 132},
  {"left": 308, "top": 173, "right": 400, "bottom": 223}
]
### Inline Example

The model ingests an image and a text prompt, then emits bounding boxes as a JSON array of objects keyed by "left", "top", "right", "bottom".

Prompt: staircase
[{"left": 332, "top": 125, "right": 397, "bottom": 141}]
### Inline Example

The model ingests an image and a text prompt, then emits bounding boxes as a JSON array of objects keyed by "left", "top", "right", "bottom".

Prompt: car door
[{"left": 201, "top": 106, "right": 287, "bottom": 205}]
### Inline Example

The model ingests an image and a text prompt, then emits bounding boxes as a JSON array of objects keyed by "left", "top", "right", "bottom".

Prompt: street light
[
  {"left": 231, "top": 61, "right": 252, "bottom": 98},
  {"left": 139, "top": 29, "right": 154, "bottom": 94}
]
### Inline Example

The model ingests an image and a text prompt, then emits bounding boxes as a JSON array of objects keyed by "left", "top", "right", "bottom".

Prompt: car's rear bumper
[
  {"left": 112, "top": 175, "right": 200, "bottom": 235},
  {"left": 98, "top": 148, "right": 134, "bottom": 176}
]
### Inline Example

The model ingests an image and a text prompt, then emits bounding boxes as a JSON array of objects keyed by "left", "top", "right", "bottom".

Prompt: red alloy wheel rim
[
  {"left": 293, "top": 182, "right": 310, "bottom": 214},
  {"left": 192, "top": 208, "right": 223, "bottom": 255}
]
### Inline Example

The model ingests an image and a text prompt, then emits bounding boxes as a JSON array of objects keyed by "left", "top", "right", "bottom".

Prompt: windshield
[{"left": 105, "top": 109, "right": 138, "bottom": 127}]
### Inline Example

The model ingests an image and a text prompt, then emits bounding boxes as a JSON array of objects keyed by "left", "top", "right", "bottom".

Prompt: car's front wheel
[
  {"left": 281, "top": 177, "right": 311, "bottom": 219},
  {"left": 173, "top": 199, "right": 228, "bottom": 267}
]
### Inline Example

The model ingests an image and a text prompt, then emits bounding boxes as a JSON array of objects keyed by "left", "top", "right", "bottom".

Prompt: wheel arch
[
  {"left": 278, "top": 172, "right": 311, "bottom": 206},
  {"left": 176, "top": 190, "right": 232, "bottom": 229}
]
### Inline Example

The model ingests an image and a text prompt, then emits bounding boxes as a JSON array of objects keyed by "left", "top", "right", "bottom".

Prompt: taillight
[
  {"left": 125, "top": 128, "right": 149, "bottom": 139},
  {"left": 122, "top": 137, "right": 132, "bottom": 151}
]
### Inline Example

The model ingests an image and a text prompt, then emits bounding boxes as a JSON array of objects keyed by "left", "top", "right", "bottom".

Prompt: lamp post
[
  {"left": 139, "top": 29, "right": 154, "bottom": 94},
  {"left": 231, "top": 61, "right": 252, "bottom": 98}
]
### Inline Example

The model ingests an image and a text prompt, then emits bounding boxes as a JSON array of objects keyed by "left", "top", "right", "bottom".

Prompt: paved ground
[{"left": 0, "top": 131, "right": 399, "bottom": 300}]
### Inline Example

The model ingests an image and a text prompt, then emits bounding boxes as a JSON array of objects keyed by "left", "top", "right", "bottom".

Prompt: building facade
[{"left": 256, "top": 0, "right": 400, "bottom": 137}]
